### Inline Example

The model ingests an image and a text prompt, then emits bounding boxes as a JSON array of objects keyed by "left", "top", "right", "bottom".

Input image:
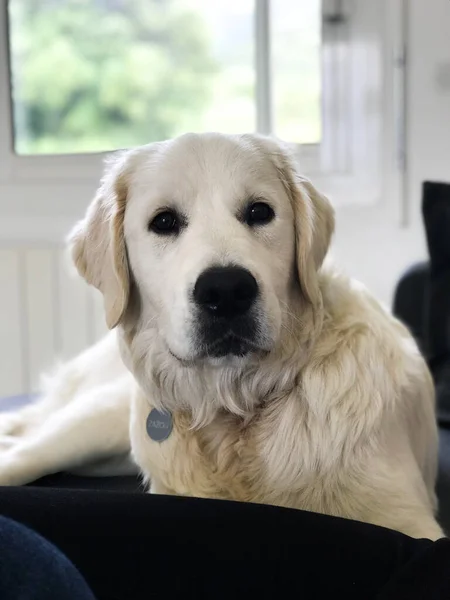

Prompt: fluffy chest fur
[
  {"left": 127, "top": 276, "right": 439, "bottom": 538},
  {"left": 131, "top": 393, "right": 265, "bottom": 501},
  {"left": 129, "top": 350, "right": 403, "bottom": 518}
]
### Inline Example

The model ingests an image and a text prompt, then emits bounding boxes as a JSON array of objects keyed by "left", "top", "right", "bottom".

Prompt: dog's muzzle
[{"left": 193, "top": 266, "right": 259, "bottom": 357}]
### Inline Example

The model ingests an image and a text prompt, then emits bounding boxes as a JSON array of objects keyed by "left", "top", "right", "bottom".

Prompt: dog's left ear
[
  {"left": 68, "top": 152, "right": 131, "bottom": 329},
  {"left": 246, "top": 135, "right": 335, "bottom": 306},
  {"left": 292, "top": 176, "right": 335, "bottom": 306}
]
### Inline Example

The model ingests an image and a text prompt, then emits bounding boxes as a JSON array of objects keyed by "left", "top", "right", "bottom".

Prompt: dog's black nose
[{"left": 194, "top": 267, "right": 258, "bottom": 319}]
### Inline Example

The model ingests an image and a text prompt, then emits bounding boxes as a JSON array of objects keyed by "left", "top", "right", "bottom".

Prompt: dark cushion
[
  {"left": 392, "top": 262, "right": 428, "bottom": 357},
  {"left": 437, "top": 428, "right": 450, "bottom": 534},
  {"left": 0, "top": 394, "right": 37, "bottom": 412}
]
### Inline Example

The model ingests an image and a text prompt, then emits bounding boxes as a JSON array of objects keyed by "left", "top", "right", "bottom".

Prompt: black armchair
[{"left": 393, "top": 181, "right": 450, "bottom": 534}]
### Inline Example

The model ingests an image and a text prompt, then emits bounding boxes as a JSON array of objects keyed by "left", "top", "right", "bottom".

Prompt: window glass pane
[
  {"left": 8, "top": 0, "right": 255, "bottom": 155},
  {"left": 272, "top": 0, "right": 322, "bottom": 144}
]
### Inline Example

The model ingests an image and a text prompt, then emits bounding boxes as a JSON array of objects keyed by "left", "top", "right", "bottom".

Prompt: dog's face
[
  {"left": 70, "top": 132, "right": 334, "bottom": 373},
  {"left": 123, "top": 134, "right": 299, "bottom": 363}
]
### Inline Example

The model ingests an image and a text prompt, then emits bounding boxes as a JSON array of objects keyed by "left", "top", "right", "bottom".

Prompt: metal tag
[{"left": 146, "top": 408, "right": 173, "bottom": 442}]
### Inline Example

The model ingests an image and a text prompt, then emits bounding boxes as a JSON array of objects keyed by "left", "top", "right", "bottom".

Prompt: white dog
[{"left": 0, "top": 133, "right": 443, "bottom": 540}]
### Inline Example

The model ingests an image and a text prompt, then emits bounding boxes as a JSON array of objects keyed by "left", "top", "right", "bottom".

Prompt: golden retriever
[{"left": 0, "top": 133, "right": 443, "bottom": 540}]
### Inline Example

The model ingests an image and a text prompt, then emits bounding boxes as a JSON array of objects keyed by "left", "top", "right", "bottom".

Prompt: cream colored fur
[{"left": 0, "top": 133, "right": 443, "bottom": 540}]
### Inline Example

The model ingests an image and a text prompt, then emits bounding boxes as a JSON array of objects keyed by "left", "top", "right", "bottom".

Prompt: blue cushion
[{"left": 0, "top": 394, "right": 38, "bottom": 412}]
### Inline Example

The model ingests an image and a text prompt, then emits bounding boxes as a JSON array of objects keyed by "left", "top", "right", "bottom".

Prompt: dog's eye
[
  {"left": 245, "top": 202, "right": 275, "bottom": 226},
  {"left": 149, "top": 211, "right": 179, "bottom": 235}
]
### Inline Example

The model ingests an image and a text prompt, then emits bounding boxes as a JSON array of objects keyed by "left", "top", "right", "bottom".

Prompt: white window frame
[{"left": 0, "top": 0, "right": 406, "bottom": 243}]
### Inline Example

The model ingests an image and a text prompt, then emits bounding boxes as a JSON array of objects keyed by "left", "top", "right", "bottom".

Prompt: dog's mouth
[
  {"left": 168, "top": 313, "right": 271, "bottom": 363},
  {"left": 168, "top": 333, "right": 264, "bottom": 364},
  {"left": 201, "top": 332, "right": 256, "bottom": 358}
]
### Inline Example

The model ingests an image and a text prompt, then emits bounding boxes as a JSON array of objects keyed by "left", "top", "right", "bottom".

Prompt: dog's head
[{"left": 70, "top": 133, "right": 334, "bottom": 417}]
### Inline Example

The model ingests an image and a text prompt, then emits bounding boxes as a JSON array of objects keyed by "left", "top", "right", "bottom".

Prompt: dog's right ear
[
  {"left": 68, "top": 153, "right": 130, "bottom": 329},
  {"left": 243, "top": 134, "right": 334, "bottom": 308}
]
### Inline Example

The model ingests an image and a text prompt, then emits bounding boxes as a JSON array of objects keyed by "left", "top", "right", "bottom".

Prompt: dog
[{"left": 0, "top": 133, "right": 443, "bottom": 540}]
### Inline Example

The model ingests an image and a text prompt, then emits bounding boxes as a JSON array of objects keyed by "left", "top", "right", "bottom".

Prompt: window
[
  {"left": 271, "top": 0, "right": 321, "bottom": 144},
  {"left": 7, "top": 0, "right": 322, "bottom": 156},
  {"left": 2, "top": 0, "right": 402, "bottom": 216}
]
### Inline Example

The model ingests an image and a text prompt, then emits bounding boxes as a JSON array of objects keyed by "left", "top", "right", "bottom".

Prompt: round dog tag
[{"left": 146, "top": 408, "right": 173, "bottom": 442}]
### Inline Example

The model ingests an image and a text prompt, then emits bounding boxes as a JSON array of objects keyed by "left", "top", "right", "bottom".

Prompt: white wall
[
  {"left": 0, "top": 246, "right": 108, "bottom": 397},
  {"left": 332, "top": 0, "right": 450, "bottom": 304},
  {"left": 408, "top": 0, "right": 450, "bottom": 218}
]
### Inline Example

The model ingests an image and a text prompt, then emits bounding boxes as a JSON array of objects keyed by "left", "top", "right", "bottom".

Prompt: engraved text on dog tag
[{"left": 146, "top": 408, "right": 173, "bottom": 442}]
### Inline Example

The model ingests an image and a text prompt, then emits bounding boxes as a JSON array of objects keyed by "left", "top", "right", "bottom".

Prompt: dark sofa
[{"left": 393, "top": 181, "right": 450, "bottom": 535}]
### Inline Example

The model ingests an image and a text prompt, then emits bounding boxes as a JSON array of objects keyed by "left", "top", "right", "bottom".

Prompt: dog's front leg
[{"left": 0, "top": 379, "right": 132, "bottom": 486}]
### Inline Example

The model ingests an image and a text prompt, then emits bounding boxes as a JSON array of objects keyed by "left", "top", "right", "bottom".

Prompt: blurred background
[{"left": 0, "top": 0, "right": 449, "bottom": 397}]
